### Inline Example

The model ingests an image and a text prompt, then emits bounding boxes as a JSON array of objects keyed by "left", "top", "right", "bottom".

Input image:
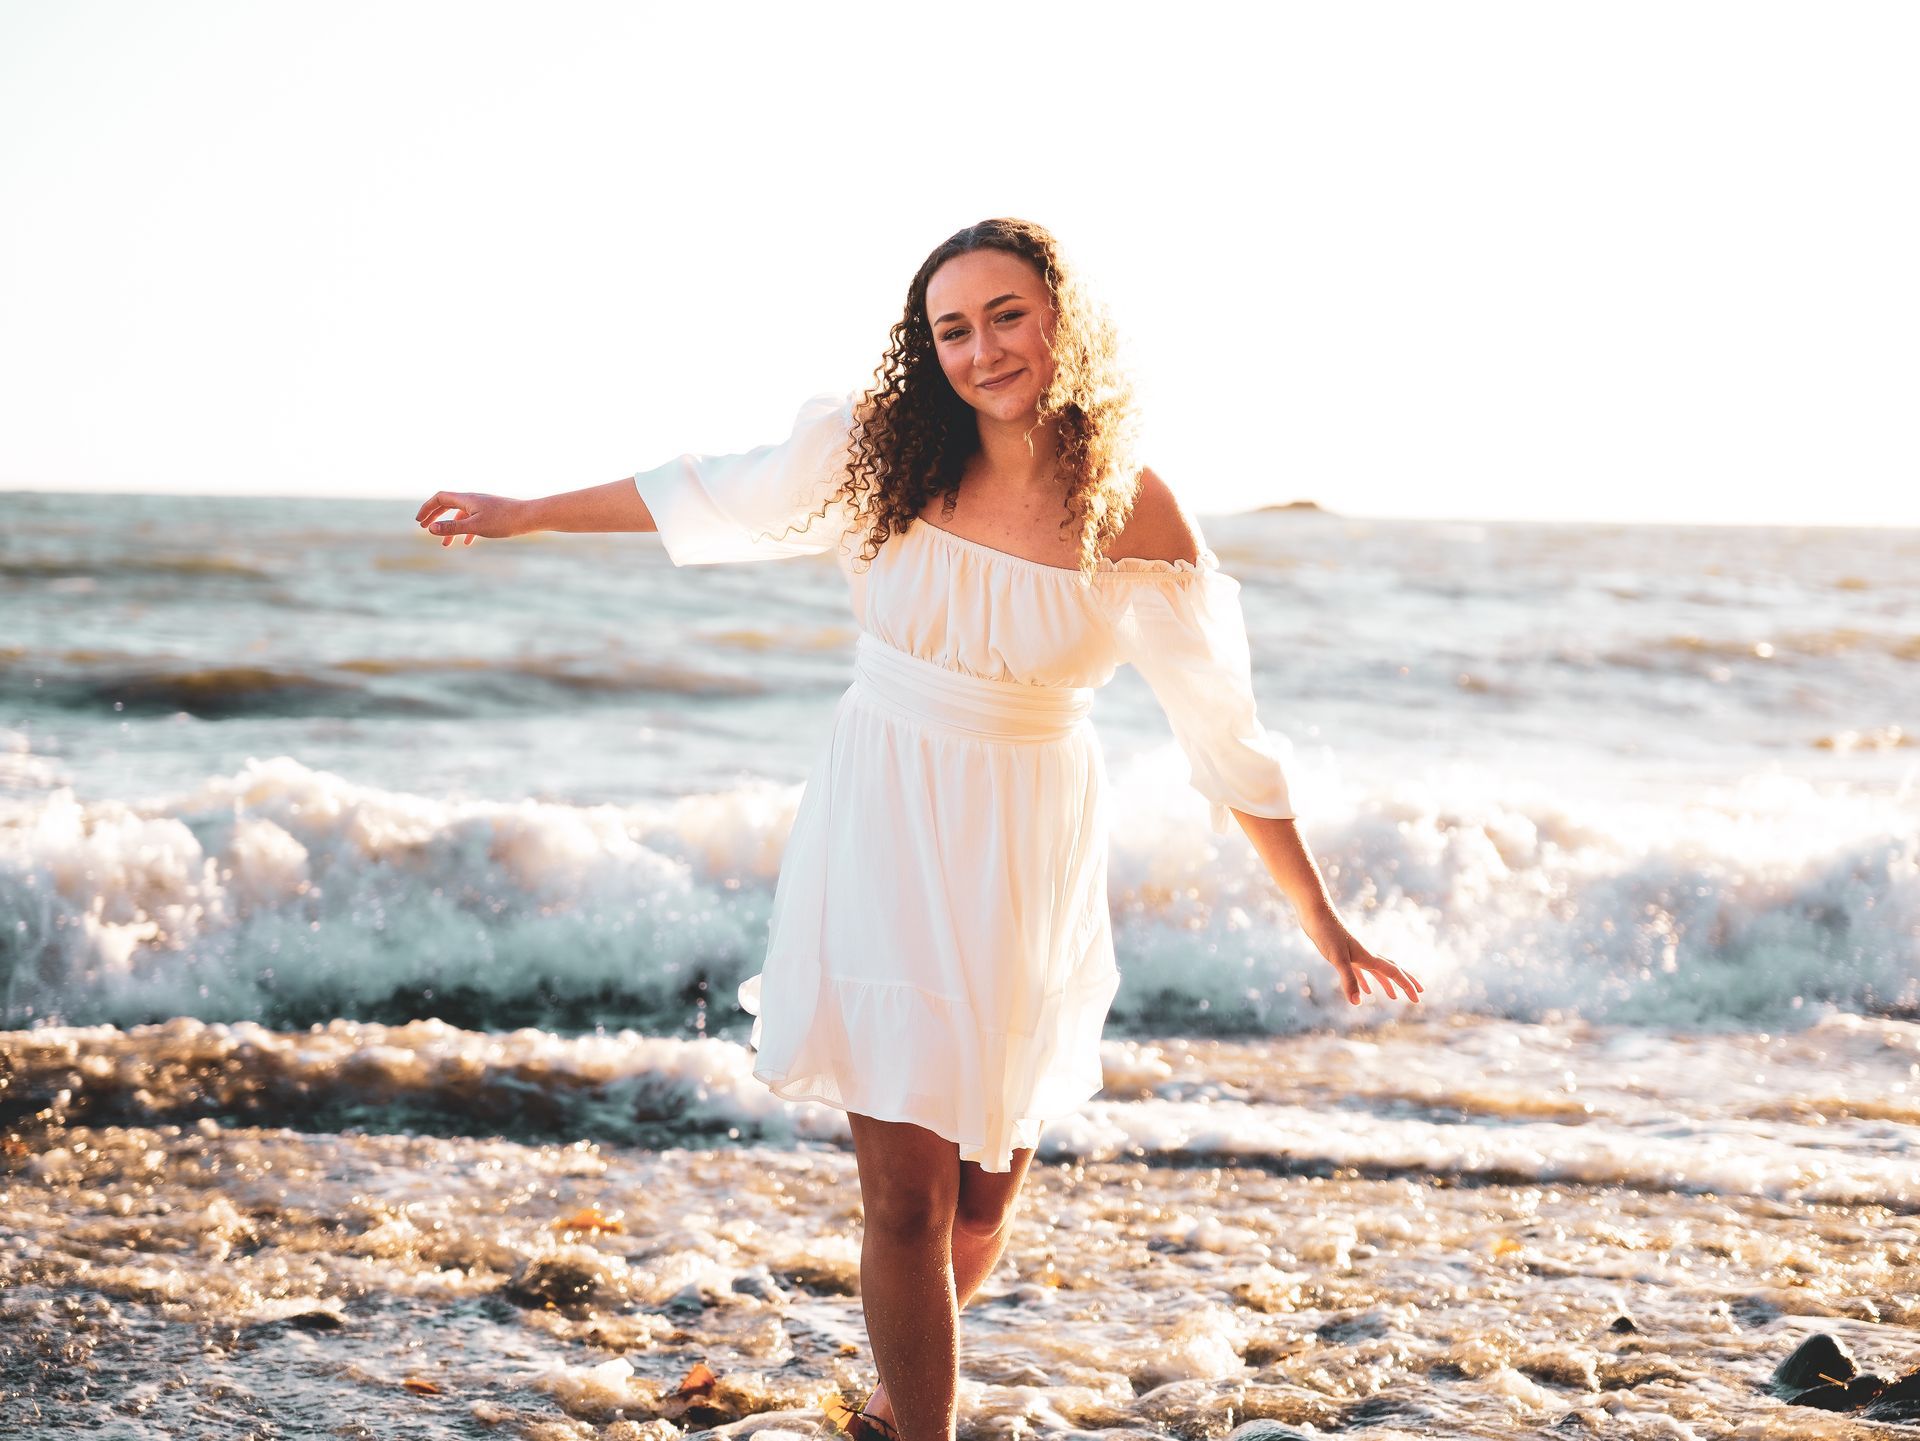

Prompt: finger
[
  {"left": 421, "top": 496, "right": 477, "bottom": 528},
  {"left": 1367, "top": 956, "right": 1421, "bottom": 1001},
  {"left": 1356, "top": 959, "right": 1396, "bottom": 996},
  {"left": 417, "top": 493, "right": 467, "bottom": 525},
  {"left": 428, "top": 512, "right": 475, "bottom": 537},
  {"left": 463, "top": 532, "right": 474, "bottom": 546}
]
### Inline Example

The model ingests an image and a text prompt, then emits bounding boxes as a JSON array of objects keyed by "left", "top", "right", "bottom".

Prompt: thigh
[{"left": 847, "top": 1111, "right": 961, "bottom": 1232}]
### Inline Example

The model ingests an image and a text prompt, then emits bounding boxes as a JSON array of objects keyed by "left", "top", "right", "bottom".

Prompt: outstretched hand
[
  {"left": 414, "top": 491, "right": 528, "bottom": 547},
  {"left": 1313, "top": 925, "right": 1423, "bottom": 1008}
]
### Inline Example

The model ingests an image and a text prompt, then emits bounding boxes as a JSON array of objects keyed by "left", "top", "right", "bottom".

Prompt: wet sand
[{"left": 4, "top": 1018, "right": 1917, "bottom": 1437}]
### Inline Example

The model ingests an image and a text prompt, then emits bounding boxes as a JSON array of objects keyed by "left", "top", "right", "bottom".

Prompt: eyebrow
[{"left": 931, "top": 293, "right": 1024, "bottom": 327}]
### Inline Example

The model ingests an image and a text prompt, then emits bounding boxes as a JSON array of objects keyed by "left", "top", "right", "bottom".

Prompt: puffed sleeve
[
  {"left": 631, "top": 392, "right": 857, "bottom": 565},
  {"left": 1110, "top": 554, "right": 1297, "bottom": 834}
]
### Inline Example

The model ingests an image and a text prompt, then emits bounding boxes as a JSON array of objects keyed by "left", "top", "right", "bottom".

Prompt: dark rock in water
[
  {"left": 1315, "top": 1310, "right": 1389, "bottom": 1342},
  {"left": 1788, "top": 1383, "right": 1854, "bottom": 1412},
  {"left": 504, "top": 1256, "right": 605, "bottom": 1311},
  {"left": 1729, "top": 1295, "right": 1782, "bottom": 1328},
  {"left": 1865, "top": 1369, "right": 1920, "bottom": 1423},
  {"left": 663, "top": 1281, "right": 710, "bottom": 1315},
  {"left": 1340, "top": 1395, "right": 1435, "bottom": 1428},
  {"left": 1607, "top": 1313, "right": 1638, "bottom": 1333},
  {"left": 242, "top": 1309, "right": 345, "bottom": 1336},
  {"left": 1772, "top": 1333, "right": 1858, "bottom": 1394},
  {"left": 1772, "top": 1334, "right": 1907, "bottom": 1414},
  {"left": 1254, "top": 500, "right": 1327, "bottom": 515},
  {"left": 1793, "top": 1375, "right": 1885, "bottom": 1411},
  {"left": 283, "top": 1311, "right": 345, "bottom": 1332},
  {"left": 772, "top": 1258, "right": 858, "bottom": 1297},
  {"left": 730, "top": 1266, "right": 788, "bottom": 1302}
]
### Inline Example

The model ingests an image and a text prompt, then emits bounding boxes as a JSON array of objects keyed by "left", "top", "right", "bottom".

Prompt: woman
[{"left": 416, "top": 218, "right": 1422, "bottom": 1441}]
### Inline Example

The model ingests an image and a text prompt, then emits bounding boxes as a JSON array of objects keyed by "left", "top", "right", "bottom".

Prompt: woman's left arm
[{"left": 1231, "top": 810, "right": 1424, "bottom": 1008}]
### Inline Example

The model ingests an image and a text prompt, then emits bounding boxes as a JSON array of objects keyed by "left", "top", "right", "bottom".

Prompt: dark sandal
[
  {"left": 847, "top": 1411, "right": 901, "bottom": 1441},
  {"left": 844, "top": 1386, "right": 900, "bottom": 1441}
]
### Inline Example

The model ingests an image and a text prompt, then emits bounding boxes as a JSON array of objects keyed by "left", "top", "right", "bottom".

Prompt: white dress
[{"left": 633, "top": 393, "right": 1297, "bottom": 1172}]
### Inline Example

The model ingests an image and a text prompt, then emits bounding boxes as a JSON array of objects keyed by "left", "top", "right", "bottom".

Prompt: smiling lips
[{"left": 978, "top": 369, "right": 1024, "bottom": 391}]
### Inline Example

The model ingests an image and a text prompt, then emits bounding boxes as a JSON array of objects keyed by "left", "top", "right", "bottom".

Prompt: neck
[{"left": 972, "top": 411, "right": 1064, "bottom": 492}]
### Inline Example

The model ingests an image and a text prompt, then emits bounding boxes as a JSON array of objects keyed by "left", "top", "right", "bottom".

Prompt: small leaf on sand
[
  {"left": 823, "top": 1393, "right": 859, "bottom": 1434},
  {"left": 552, "top": 1208, "right": 625, "bottom": 1233},
  {"left": 671, "top": 1361, "right": 718, "bottom": 1399}
]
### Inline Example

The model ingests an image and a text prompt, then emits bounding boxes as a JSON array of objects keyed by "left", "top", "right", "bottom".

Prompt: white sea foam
[{"left": 2, "top": 754, "right": 1913, "bottom": 1030}]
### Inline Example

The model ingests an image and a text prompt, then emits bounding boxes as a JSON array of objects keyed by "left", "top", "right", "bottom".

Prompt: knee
[
  {"left": 862, "top": 1180, "right": 956, "bottom": 1242},
  {"left": 952, "top": 1195, "right": 1013, "bottom": 1242}
]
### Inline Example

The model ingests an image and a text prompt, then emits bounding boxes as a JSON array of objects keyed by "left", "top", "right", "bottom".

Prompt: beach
[{"left": 2, "top": 494, "right": 1916, "bottom": 1436}]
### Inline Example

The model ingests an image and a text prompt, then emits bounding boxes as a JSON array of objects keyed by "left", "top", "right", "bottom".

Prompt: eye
[
  {"left": 996, "top": 310, "right": 1024, "bottom": 324},
  {"left": 939, "top": 327, "right": 967, "bottom": 342}
]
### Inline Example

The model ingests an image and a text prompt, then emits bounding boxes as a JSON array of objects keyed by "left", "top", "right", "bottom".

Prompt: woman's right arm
[
  {"left": 414, "top": 480, "right": 656, "bottom": 546},
  {"left": 416, "top": 391, "right": 854, "bottom": 554}
]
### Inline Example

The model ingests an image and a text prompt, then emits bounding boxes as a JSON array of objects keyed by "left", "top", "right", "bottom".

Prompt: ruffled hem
[
  {"left": 738, "top": 967, "right": 1119, "bottom": 1173},
  {"left": 1099, "top": 548, "right": 1220, "bottom": 577},
  {"left": 748, "top": 1073, "right": 1074, "bottom": 1173}
]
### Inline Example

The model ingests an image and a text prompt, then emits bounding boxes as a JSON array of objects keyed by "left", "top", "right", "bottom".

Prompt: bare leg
[
  {"left": 848, "top": 1113, "right": 962, "bottom": 1441},
  {"left": 854, "top": 1127, "right": 1039, "bottom": 1432}
]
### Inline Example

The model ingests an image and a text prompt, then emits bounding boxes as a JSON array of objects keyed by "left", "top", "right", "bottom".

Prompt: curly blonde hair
[{"left": 815, "top": 218, "right": 1142, "bottom": 582}]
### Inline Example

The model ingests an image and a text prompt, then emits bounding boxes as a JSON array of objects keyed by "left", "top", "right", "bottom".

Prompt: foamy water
[
  {"left": 2, "top": 494, "right": 1917, "bottom": 1435},
  {"left": 5, "top": 1016, "right": 1918, "bottom": 1436}
]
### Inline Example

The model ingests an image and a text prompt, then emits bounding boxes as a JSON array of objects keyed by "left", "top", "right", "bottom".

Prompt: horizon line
[{"left": 0, "top": 485, "right": 1911, "bottom": 533}]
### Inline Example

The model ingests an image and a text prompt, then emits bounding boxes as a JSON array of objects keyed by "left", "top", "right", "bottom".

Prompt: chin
[{"left": 972, "top": 385, "right": 1037, "bottom": 420}]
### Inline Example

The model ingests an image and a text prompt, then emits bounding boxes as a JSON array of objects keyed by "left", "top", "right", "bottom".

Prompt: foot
[
  {"left": 863, "top": 1382, "right": 896, "bottom": 1428},
  {"left": 849, "top": 1385, "right": 899, "bottom": 1441}
]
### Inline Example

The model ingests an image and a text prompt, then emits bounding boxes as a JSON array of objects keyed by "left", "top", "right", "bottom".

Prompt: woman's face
[{"left": 924, "top": 249, "right": 1058, "bottom": 423}]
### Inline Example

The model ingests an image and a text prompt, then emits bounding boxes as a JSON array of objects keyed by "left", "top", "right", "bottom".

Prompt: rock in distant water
[
  {"left": 1772, "top": 1333, "right": 1857, "bottom": 1395},
  {"left": 1254, "top": 500, "right": 1328, "bottom": 514}
]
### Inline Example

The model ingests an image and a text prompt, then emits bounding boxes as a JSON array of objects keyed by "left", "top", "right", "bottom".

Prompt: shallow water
[
  {"left": 3, "top": 497, "right": 1917, "bottom": 1434},
  {"left": 4, "top": 1016, "right": 1917, "bottom": 1437}
]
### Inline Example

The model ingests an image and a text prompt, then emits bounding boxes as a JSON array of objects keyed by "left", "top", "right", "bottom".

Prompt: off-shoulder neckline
[{"left": 912, "top": 518, "right": 1217, "bottom": 578}]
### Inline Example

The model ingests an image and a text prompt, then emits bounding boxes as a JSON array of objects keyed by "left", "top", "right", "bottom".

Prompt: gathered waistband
[{"left": 850, "top": 632, "right": 1093, "bottom": 742}]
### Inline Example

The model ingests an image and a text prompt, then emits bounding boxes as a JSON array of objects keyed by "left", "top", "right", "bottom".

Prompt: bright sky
[{"left": 1, "top": 1, "right": 1914, "bottom": 526}]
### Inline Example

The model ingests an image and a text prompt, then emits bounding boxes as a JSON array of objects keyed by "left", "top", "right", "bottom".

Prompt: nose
[{"left": 972, "top": 328, "right": 1005, "bottom": 371}]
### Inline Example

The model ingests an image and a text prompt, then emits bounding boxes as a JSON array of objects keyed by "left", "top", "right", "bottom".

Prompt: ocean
[{"left": 2, "top": 491, "right": 1916, "bottom": 1437}]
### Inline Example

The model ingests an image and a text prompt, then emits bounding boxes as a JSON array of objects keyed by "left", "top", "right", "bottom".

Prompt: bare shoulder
[{"left": 1109, "top": 465, "right": 1206, "bottom": 566}]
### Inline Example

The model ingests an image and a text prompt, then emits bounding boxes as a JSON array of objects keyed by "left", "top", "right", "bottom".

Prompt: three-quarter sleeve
[
  {"left": 1109, "top": 554, "right": 1297, "bottom": 834},
  {"left": 632, "top": 392, "right": 857, "bottom": 565}
]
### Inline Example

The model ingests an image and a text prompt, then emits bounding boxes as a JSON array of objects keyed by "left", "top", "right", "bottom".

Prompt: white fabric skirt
[{"left": 737, "top": 632, "right": 1120, "bottom": 1172}]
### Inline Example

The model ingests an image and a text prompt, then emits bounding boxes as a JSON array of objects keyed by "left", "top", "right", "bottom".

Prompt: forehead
[{"left": 925, "top": 249, "right": 1045, "bottom": 315}]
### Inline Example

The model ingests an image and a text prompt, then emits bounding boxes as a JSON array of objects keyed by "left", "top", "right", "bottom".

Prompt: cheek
[{"left": 935, "top": 347, "right": 969, "bottom": 389}]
